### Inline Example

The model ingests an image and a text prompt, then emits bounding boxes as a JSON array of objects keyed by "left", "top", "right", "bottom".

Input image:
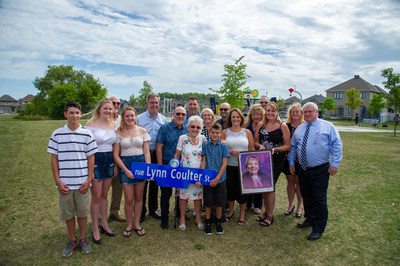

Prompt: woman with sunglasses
[
  {"left": 221, "top": 108, "right": 255, "bottom": 226},
  {"left": 174, "top": 116, "right": 206, "bottom": 230}
]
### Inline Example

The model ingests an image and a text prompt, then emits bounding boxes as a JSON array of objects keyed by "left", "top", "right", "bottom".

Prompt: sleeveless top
[
  {"left": 116, "top": 133, "right": 150, "bottom": 156},
  {"left": 246, "top": 124, "right": 256, "bottom": 136},
  {"left": 258, "top": 123, "right": 284, "bottom": 157},
  {"left": 226, "top": 128, "right": 248, "bottom": 166},
  {"left": 85, "top": 126, "right": 116, "bottom": 153}
]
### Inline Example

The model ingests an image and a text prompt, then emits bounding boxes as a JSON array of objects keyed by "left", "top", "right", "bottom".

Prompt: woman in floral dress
[{"left": 174, "top": 116, "right": 206, "bottom": 230}]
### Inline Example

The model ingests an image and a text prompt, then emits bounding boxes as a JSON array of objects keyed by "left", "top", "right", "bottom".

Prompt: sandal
[
  {"left": 226, "top": 213, "right": 235, "bottom": 222},
  {"left": 260, "top": 216, "right": 274, "bottom": 227},
  {"left": 123, "top": 229, "right": 132, "bottom": 238},
  {"left": 237, "top": 220, "right": 245, "bottom": 226},
  {"left": 256, "top": 212, "right": 268, "bottom": 222},
  {"left": 179, "top": 224, "right": 186, "bottom": 231},
  {"left": 134, "top": 228, "right": 145, "bottom": 236},
  {"left": 253, "top": 208, "right": 262, "bottom": 214},
  {"left": 196, "top": 222, "right": 204, "bottom": 230}
]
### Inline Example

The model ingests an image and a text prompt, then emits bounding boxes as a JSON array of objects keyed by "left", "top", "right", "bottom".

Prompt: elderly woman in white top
[
  {"left": 174, "top": 116, "right": 206, "bottom": 230},
  {"left": 85, "top": 99, "right": 117, "bottom": 245},
  {"left": 113, "top": 107, "right": 151, "bottom": 237}
]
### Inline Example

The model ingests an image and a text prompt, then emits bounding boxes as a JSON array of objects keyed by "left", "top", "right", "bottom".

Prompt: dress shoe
[
  {"left": 297, "top": 220, "right": 312, "bottom": 228},
  {"left": 160, "top": 220, "right": 169, "bottom": 230},
  {"left": 92, "top": 234, "right": 101, "bottom": 245},
  {"left": 109, "top": 213, "right": 126, "bottom": 222},
  {"left": 307, "top": 232, "right": 323, "bottom": 240},
  {"left": 100, "top": 225, "right": 116, "bottom": 237},
  {"left": 149, "top": 211, "right": 162, "bottom": 219}
]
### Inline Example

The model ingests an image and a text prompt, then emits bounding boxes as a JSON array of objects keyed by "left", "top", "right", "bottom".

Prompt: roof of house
[
  {"left": 301, "top": 94, "right": 326, "bottom": 105},
  {"left": 19, "top": 94, "right": 35, "bottom": 102},
  {"left": 284, "top": 96, "right": 301, "bottom": 104},
  {"left": 0, "top": 94, "right": 17, "bottom": 102},
  {"left": 326, "top": 75, "right": 387, "bottom": 94}
]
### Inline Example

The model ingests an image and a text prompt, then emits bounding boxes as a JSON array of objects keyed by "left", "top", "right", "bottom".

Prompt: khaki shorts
[{"left": 58, "top": 190, "right": 90, "bottom": 220}]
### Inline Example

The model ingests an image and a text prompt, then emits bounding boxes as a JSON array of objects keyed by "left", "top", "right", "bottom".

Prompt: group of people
[{"left": 48, "top": 93, "right": 343, "bottom": 257}]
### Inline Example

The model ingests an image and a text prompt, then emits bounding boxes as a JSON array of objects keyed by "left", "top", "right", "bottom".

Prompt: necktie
[{"left": 300, "top": 124, "right": 311, "bottom": 170}]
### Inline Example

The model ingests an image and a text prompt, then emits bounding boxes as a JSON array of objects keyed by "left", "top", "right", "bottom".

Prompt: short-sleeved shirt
[
  {"left": 201, "top": 139, "right": 230, "bottom": 183},
  {"left": 47, "top": 124, "right": 98, "bottom": 190},
  {"left": 137, "top": 111, "right": 166, "bottom": 151},
  {"left": 156, "top": 120, "right": 188, "bottom": 162}
]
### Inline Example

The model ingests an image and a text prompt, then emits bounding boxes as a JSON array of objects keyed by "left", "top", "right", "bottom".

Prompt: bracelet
[{"left": 56, "top": 181, "right": 62, "bottom": 186}]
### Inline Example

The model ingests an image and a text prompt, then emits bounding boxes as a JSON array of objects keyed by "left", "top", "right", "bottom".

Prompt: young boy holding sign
[{"left": 201, "top": 123, "right": 230, "bottom": 235}]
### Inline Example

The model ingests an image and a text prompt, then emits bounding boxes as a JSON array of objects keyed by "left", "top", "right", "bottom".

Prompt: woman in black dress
[{"left": 255, "top": 102, "right": 291, "bottom": 226}]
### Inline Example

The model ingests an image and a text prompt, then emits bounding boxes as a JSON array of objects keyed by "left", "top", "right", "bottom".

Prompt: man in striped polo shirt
[{"left": 48, "top": 101, "right": 98, "bottom": 257}]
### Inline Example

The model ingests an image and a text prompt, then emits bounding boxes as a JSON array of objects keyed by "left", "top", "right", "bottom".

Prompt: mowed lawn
[{"left": 0, "top": 115, "right": 399, "bottom": 265}]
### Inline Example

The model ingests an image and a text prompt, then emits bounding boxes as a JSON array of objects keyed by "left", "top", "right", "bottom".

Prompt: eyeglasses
[
  {"left": 112, "top": 102, "right": 121, "bottom": 105},
  {"left": 220, "top": 108, "right": 228, "bottom": 111},
  {"left": 175, "top": 113, "right": 186, "bottom": 116},
  {"left": 190, "top": 125, "right": 201, "bottom": 130},
  {"left": 260, "top": 101, "right": 268, "bottom": 104}
]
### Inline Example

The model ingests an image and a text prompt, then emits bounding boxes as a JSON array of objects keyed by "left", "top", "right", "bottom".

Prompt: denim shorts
[
  {"left": 94, "top": 152, "right": 114, "bottom": 180},
  {"left": 119, "top": 155, "right": 145, "bottom": 185}
]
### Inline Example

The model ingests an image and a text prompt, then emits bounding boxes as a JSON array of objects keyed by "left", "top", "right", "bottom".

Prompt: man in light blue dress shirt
[
  {"left": 288, "top": 102, "right": 342, "bottom": 241},
  {"left": 137, "top": 93, "right": 167, "bottom": 221}
]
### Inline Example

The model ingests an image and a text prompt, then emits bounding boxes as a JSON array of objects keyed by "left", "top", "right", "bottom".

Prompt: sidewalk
[{"left": 335, "top": 125, "right": 392, "bottom": 132}]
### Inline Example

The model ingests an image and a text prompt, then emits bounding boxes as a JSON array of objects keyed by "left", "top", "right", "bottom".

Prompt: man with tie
[{"left": 288, "top": 102, "right": 342, "bottom": 241}]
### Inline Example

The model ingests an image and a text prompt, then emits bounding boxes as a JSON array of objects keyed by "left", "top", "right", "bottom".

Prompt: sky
[{"left": 1, "top": 0, "right": 400, "bottom": 102}]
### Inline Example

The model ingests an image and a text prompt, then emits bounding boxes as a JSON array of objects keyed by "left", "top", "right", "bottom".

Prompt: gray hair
[
  {"left": 303, "top": 102, "right": 318, "bottom": 112},
  {"left": 147, "top": 93, "right": 160, "bottom": 102},
  {"left": 187, "top": 115, "right": 203, "bottom": 129}
]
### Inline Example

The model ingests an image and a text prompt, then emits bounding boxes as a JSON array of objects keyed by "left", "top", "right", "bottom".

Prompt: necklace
[{"left": 188, "top": 135, "right": 199, "bottom": 145}]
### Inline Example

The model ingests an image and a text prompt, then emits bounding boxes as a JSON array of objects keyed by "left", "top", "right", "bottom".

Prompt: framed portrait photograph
[{"left": 238, "top": 150, "right": 274, "bottom": 194}]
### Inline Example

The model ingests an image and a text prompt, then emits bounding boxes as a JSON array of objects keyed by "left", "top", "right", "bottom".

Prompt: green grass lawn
[{"left": 0, "top": 115, "right": 399, "bottom": 265}]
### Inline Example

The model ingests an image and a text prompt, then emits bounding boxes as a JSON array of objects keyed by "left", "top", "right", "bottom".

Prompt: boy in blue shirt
[{"left": 201, "top": 123, "right": 230, "bottom": 235}]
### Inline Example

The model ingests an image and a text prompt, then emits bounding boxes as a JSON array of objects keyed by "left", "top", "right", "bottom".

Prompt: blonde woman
[
  {"left": 201, "top": 108, "right": 215, "bottom": 141},
  {"left": 85, "top": 99, "right": 117, "bottom": 244},
  {"left": 245, "top": 104, "right": 265, "bottom": 215},
  {"left": 255, "top": 102, "right": 291, "bottom": 227},
  {"left": 113, "top": 107, "right": 151, "bottom": 237},
  {"left": 282, "top": 103, "right": 304, "bottom": 218}
]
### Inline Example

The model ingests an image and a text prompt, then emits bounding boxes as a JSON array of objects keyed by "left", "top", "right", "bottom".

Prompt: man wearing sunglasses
[
  {"left": 156, "top": 106, "right": 188, "bottom": 229},
  {"left": 216, "top": 102, "right": 231, "bottom": 130},
  {"left": 108, "top": 96, "right": 125, "bottom": 222},
  {"left": 259, "top": 96, "right": 270, "bottom": 112},
  {"left": 137, "top": 93, "right": 167, "bottom": 221}
]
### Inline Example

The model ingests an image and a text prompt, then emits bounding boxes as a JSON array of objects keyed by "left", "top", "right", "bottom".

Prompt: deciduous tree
[
  {"left": 345, "top": 88, "right": 363, "bottom": 118},
  {"left": 321, "top": 97, "right": 338, "bottom": 117},
  {"left": 137, "top": 81, "right": 154, "bottom": 109},
  {"left": 381, "top": 68, "right": 400, "bottom": 136},
  {"left": 368, "top": 94, "right": 386, "bottom": 117},
  {"left": 209, "top": 56, "right": 251, "bottom": 109}
]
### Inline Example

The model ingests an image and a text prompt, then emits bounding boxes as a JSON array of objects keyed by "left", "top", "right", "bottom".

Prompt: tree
[
  {"left": 368, "top": 94, "right": 386, "bottom": 117},
  {"left": 129, "top": 93, "right": 138, "bottom": 107},
  {"left": 277, "top": 97, "right": 285, "bottom": 109},
  {"left": 321, "top": 97, "right": 338, "bottom": 117},
  {"left": 345, "top": 87, "right": 363, "bottom": 118},
  {"left": 137, "top": 81, "right": 154, "bottom": 109},
  {"left": 381, "top": 68, "right": 400, "bottom": 136},
  {"left": 209, "top": 56, "right": 251, "bottom": 109},
  {"left": 30, "top": 65, "right": 107, "bottom": 118}
]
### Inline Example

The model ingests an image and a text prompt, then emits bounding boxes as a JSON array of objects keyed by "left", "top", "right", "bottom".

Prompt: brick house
[{"left": 325, "top": 75, "right": 387, "bottom": 118}]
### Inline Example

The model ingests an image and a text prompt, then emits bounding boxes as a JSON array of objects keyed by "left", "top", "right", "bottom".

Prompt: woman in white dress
[
  {"left": 113, "top": 107, "right": 151, "bottom": 237},
  {"left": 174, "top": 116, "right": 206, "bottom": 230},
  {"left": 86, "top": 99, "right": 117, "bottom": 245}
]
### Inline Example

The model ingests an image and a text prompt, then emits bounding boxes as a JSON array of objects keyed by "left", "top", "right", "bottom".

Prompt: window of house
[{"left": 360, "top": 92, "right": 366, "bottom": 99}]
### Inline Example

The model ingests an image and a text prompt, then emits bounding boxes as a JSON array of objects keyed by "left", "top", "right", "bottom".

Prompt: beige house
[
  {"left": 325, "top": 75, "right": 387, "bottom": 118},
  {"left": 18, "top": 94, "right": 34, "bottom": 108},
  {"left": 0, "top": 94, "right": 18, "bottom": 113}
]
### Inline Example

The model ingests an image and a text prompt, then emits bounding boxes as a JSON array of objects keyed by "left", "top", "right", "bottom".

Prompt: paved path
[{"left": 335, "top": 125, "right": 392, "bottom": 132}]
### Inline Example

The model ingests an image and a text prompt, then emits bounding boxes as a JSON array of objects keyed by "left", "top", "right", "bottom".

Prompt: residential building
[
  {"left": 0, "top": 94, "right": 18, "bottom": 113},
  {"left": 325, "top": 75, "right": 387, "bottom": 118},
  {"left": 18, "top": 94, "right": 35, "bottom": 108}
]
